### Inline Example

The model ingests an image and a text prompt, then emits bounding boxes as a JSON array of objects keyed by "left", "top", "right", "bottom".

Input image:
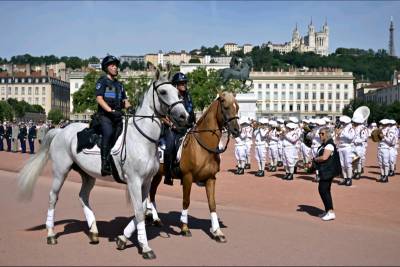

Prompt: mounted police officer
[
  {"left": 163, "top": 72, "right": 196, "bottom": 186},
  {"left": 96, "top": 55, "right": 131, "bottom": 176}
]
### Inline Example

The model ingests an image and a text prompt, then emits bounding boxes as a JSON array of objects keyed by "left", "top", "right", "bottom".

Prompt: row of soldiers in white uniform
[{"left": 234, "top": 116, "right": 399, "bottom": 184}]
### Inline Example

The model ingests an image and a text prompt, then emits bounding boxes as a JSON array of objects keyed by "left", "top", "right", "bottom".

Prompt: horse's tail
[{"left": 18, "top": 128, "right": 61, "bottom": 200}]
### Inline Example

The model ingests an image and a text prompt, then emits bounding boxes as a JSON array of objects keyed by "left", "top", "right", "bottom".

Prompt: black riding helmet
[
  {"left": 171, "top": 72, "right": 188, "bottom": 85},
  {"left": 101, "top": 55, "right": 120, "bottom": 72}
]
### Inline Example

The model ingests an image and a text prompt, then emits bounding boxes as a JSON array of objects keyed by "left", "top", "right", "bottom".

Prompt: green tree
[
  {"left": 30, "top": 104, "right": 45, "bottom": 113},
  {"left": 47, "top": 109, "right": 64, "bottom": 124},
  {"left": 0, "top": 101, "right": 14, "bottom": 122},
  {"left": 72, "top": 70, "right": 102, "bottom": 113},
  {"left": 189, "top": 58, "right": 201, "bottom": 63},
  {"left": 123, "top": 75, "right": 152, "bottom": 107}
]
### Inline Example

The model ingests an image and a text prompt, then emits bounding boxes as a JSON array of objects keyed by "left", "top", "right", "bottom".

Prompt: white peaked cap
[
  {"left": 389, "top": 119, "right": 397, "bottom": 124},
  {"left": 269, "top": 120, "right": 277, "bottom": 127},
  {"left": 301, "top": 118, "right": 309, "bottom": 123},
  {"left": 286, "top": 122, "right": 297, "bottom": 129},
  {"left": 288, "top": 116, "right": 299, "bottom": 123},
  {"left": 339, "top": 115, "right": 351, "bottom": 124},
  {"left": 379, "top": 119, "right": 389, "bottom": 125},
  {"left": 316, "top": 118, "right": 326, "bottom": 126},
  {"left": 239, "top": 117, "right": 248, "bottom": 125},
  {"left": 277, "top": 118, "right": 285, "bottom": 124},
  {"left": 259, "top": 118, "right": 269, "bottom": 124},
  {"left": 371, "top": 122, "right": 377, "bottom": 126},
  {"left": 323, "top": 117, "right": 331, "bottom": 123},
  {"left": 352, "top": 114, "right": 364, "bottom": 124}
]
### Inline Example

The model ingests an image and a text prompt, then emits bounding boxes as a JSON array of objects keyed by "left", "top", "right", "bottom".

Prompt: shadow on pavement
[{"left": 297, "top": 205, "right": 324, "bottom": 217}]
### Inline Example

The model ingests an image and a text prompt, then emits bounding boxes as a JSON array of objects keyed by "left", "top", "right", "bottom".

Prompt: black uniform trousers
[
  {"left": 0, "top": 136, "right": 3, "bottom": 151},
  {"left": 19, "top": 138, "right": 26, "bottom": 153},
  {"left": 318, "top": 179, "right": 334, "bottom": 212},
  {"left": 6, "top": 137, "right": 11, "bottom": 151},
  {"left": 28, "top": 138, "right": 35, "bottom": 154},
  {"left": 99, "top": 114, "right": 123, "bottom": 151},
  {"left": 163, "top": 127, "right": 185, "bottom": 179}
]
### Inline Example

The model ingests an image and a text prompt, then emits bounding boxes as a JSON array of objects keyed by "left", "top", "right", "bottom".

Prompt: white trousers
[
  {"left": 378, "top": 147, "right": 390, "bottom": 175},
  {"left": 235, "top": 145, "right": 247, "bottom": 161},
  {"left": 354, "top": 144, "right": 366, "bottom": 172},
  {"left": 338, "top": 146, "right": 353, "bottom": 178},
  {"left": 269, "top": 144, "right": 279, "bottom": 166},
  {"left": 255, "top": 143, "right": 267, "bottom": 162},
  {"left": 300, "top": 142, "right": 311, "bottom": 163},
  {"left": 283, "top": 146, "right": 298, "bottom": 169}
]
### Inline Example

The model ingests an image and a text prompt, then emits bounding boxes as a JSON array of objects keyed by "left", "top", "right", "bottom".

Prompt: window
[
  {"left": 1, "top": 79, "right": 5, "bottom": 83},
  {"left": 42, "top": 78, "right": 46, "bottom": 83},
  {"left": 274, "top": 92, "right": 278, "bottom": 100},
  {"left": 344, "top": 92, "right": 348, "bottom": 99},
  {"left": 297, "top": 104, "right": 301, "bottom": 111},
  {"left": 312, "top": 92, "right": 316, "bottom": 100},
  {"left": 274, "top": 84, "right": 278, "bottom": 89},
  {"left": 15, "top": 87, "right": 19, "bottom": 95},
  {"left": 305, "top": 84, "right": 309, "bottom": 90},
  {"left": 258, "top": 83, "right": 262, "bottom": 89},
  {"left": 297, "top": 92, "right": 301, "bottom": 99},
  {"left": 21, "top": 78, "right": 25, "bottom": 83},
  {"left": 305, "top": 92, "right": 309, "bottom": 99},
  {"left": 328, "top": 104, "right": 332, "bottom": 111},
  {"left": 281, "top": 92, "right": 286, "bottom": 99},
  {"left": 312, "top": 104, "right": 316, "bottom": 111},
  {"left": 297, "top": 84, "right": 301, "bottom": 89},
  {"left": 344, "top": 84, "right": 348, "bottom": 89},
  {"left": 336, "top": 104, "right": 340, "bottom": 111},
  {"left": 265, "top": 91, "right": 270, "bottom": 100},
  {"left": 258, "top": 91, "right": 262, "bottom": 99},
  {"left": 336, "top": 92, "right": 340, "bottom": 99},
  {"left": 281, "top": 104, "right": 286, "bottom": 111},
  {"left": 28, "top": 78, "right": 32, "bottom": 83},
  {"left": 15, "top": 78, "right": 19, "bottom": 83},
  {"left": 289, "top": 84, "right": 293, "bottom": 90},
  {"left": 35, "top": 87, "right": 39, "bottom": 95},
  {"left": 7, "top": 87, "right": 11, "bottom": 94},
  {"left": 328, "top": 84, "right": 332, "bottom": 90},
  {"left": 336, "top": 84, "right": 340, "bottom": 89},
  {"left": 35, "top": 97, "right": 39, "bottom": 104},
  {"left": 266, "top": 84, "right": 270, "bottom": 89},
  {"left": 328, "top": 92, "right": 332, "bottom": 99},
  {"left": 8, "top": 78, "right": 12, "bottom": 83},
  {"left": 289, "top": 104, "right": 293, "bottom": 111},
  {"left": 312, "top": 84, "right": 316, "bottom": 90},
  {"left": 1, "top": 87, "right": 4, "bottom": 95},
  {"left": 265, "top": 104, "right": 270, "bottom": 111},
  {"left": 42, "top": 87, "right": 46, "bottom": 94},
  {"left": 274, "top": 104, "right": 278, "bottom": 111},
  {"left": 35, "top": 78, "right": 39, "bottom": 83},
  {"left": 282, "top": 84, "right": 286, "bottom": 90},
  {"left": 320, "top": 92, "right": 324, "bottom": 100},
  {"left": 320, "top": 104, "right": 324, "bottom": 111},
  {"left": 21, "top": 87, "right": 25, "bottom": 94},
  {"left": 28, "top": 87, "right": 32, "bottom": 94},
  {"left": 289, "top": 92, "right": 294, "bottom": 100},
  {"left": 320, "top": 84, "right": 325, "bottom": 89},
  {"left": 256, "top": 103, "right": 262, "bottom": 111},
  {"left": 304, "top": 104, "right": 309, "bottom": 111}
]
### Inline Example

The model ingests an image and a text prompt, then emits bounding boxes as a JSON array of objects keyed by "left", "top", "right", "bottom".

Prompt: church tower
[
  {"left": 322, "top": 18, "right": 329, "bottom": 55},
  {"left": 389, "top": 16, "right": 396, "bottom": 57},
  {"left": 292, "top": 23, "right": 300, "bottom": 47},
  {"left": 308, "top": 18, "right": 315, "bottom": 48}
]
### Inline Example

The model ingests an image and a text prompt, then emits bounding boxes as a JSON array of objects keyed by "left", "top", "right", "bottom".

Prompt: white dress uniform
[
  {"left": 282, "top": 123, "right": 300, "bottom": 178},
  {"left": 388, "top": 121, "right": 398, "bottom": 176},
  {"left": 234, "top": 126, "right": 248, "bottom": 173},
  {"left": 300, "top": 124, "right": 312, "bottom": 165},
  {"left": 244, "top": 125, "right": 254, "bottom": 168},
  {"left": 377, "top": 121, "right": 397, "bottom": 181},
  {"left": 254, "top": 126, "right": 268, "bottom": 171},
  {"left": 268, "top": 123, "right": 279, "bottom": 170},
  {"left": 352, "top": 123, "right": 369, "bottom": 176},
  {"left": 277, "top": 124, "right": 285, "bottom": 165},
  {"left": 336, "top": 118, "right": 356, "bottom": 183}
]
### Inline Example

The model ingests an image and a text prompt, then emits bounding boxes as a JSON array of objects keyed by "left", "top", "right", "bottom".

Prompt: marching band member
[
  {"left": 234, "top": 117, "right": 249, "bottom": 175},
  {"left": 300, "top": 119, "right": 312, "bottom": 172},
  {"left": 282, "top": 123, "right": 300, "bottom": 180},
  {"left": 254, "top": 118, "right": 269, "bottom": 177},
  {"left": 244, "top": 118, "right": 254, "bottom": 169},
  {"left": 289, "top": 117, "right": 302, "bottom": 174},
  {"left": 351, "top": 114, "right": 369, "bottom": 179},
  {"left": 276, "top": 118, "right": 285, "bottom": 167},
  {"left": 388, "top": 120, "right": 398, "bottom": 177},
  {"left": 377, "top": 119, "right": 397, "bottom": 182},
  {"left": 311, "top": 118, "right": 326, "bottom": 182},
  {"left": 336, "top": 116, "right": 355, "bottom": 186},
  {"left": 267, "top": 120, "right": 279, "bottom": 172}
]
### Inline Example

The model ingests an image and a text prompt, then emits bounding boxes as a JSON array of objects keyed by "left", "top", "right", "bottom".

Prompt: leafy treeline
[
  {"left": 0, "top": 98, "right": 45, "bottom": 122},
  {"left": 232, "top": 47, "right": 400, "bottom": 82},
  {"left": 343, "top": 99, "right": 400, "bottom": 124}
]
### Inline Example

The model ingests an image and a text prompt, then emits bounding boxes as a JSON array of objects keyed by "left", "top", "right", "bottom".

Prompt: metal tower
[{"left": 389, "top": 16, "right": 396, "bottom": 57}]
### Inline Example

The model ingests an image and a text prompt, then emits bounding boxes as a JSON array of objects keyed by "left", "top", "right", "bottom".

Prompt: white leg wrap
[
  {"left": 261, "top": 161, "right": 265, "bottom": 170},
  {"left": 289, "top": 166, "right": 294, "bottom": 174},
  {"left": 83, "top": 206, "right": 95, "bottom": 229},
  {"left": 123, "top": 219, "right": 136, "bottom": 238},
  {"left": 149, "top": 202, "right": 160, "bottom": 221},
  {"left": 384, "top": 166, "right": 389, "bottom": 176},
  {"left": 46, "top": 209, "right": 55, "bottom": 229},
  {"left": 210, "top": 212, "right": 220, "bottom": 232},
  {"left": 136, "top": 221, "right": 148, "bottom": 248},
  {"left": 346, "top": 168, "right": 353, "bottom": 179},
  {"left": 180, "top": 209, "right": 188, "bottom": 224}
]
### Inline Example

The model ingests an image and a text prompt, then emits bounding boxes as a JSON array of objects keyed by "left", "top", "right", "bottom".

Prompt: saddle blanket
[
  {"left": 82, "top": 130, "right": 124, "bottom": 155},
  {"left": 158, "top": 134, "right": 186, "bottom": 164}
]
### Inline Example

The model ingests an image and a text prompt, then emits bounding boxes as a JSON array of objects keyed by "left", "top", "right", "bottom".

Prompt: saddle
[
  {"left": 159, "top": 134, "right": 186, "bottom": 177},
  {"left": 76, "top": 113, "right": 126, "bottom": 184}
]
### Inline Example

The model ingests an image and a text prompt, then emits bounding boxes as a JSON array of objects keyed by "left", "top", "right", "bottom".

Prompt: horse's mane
[{"left": 194, "top": 98, "right": 220, "bottom": 127}]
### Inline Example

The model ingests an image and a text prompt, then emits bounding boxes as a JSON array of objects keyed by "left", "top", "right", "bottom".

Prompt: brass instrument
[{"left": 371, "top": 128, "right": 383, "bottom": 142}]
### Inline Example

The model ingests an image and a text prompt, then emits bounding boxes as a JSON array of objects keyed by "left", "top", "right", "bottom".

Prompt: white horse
[{"left": 18, "top": 69, "right": 188, "bottom": 259}]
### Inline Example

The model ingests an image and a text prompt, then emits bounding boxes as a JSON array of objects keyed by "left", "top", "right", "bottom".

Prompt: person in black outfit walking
[
  {"left": 28, "top": 121, "right": 37, "bottom": 154},
  {"left": 0, "top": 122, "right": 4, "bottom": 151},
  {"left": 5, "top": 122, "right": 12, "bottom": 152},
  {"left": 96, "top": 55, "right": 131, "bottom": 176},
  {"left": 18, "top": 122, "right": 27, "bottom": 153},
  {"left": 313, "top": 127, "right": 340, "bottom": 221}
]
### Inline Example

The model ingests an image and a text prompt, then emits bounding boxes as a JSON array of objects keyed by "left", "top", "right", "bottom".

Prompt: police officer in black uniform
[
  {"left": 5, "top": 122, "right": 12, "bottom": 152},
  {"left": 0, "top": 122, "right": 4, "bottom": 151},
  {"left": 163, "top": 72, "right": 196, "bottom": 186},
  {"left": 18, "top": 122, "right": 27, "bottom": 153},
  {"left": 28, "top": 121, "right": 37, "bottom": 154},
  {"left": 96, "top": 55, "right": 131, "bottom": 176}
]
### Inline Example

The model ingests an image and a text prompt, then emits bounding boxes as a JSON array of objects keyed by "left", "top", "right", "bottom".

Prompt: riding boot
[
  {"left": 163, "top": 162, "right": 174, "bottom": 186},
  {"left": 101, "top": 145, "right": 112, "bottom": 176}
]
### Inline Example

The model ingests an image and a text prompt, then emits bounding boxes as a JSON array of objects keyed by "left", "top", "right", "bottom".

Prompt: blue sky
[{"left": 0, "top": 1, "right": 399, "bottom": 59}]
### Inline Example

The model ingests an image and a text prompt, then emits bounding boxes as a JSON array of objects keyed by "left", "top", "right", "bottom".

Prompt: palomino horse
[
  {"left": 18, "top": 69, "right": 188, "bottom": 259},
  {"left": 146, "top": 91, "right": 240, "bottom": 242}
]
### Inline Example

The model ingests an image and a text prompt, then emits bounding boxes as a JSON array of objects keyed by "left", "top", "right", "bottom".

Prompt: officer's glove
[
  {"left": 127, "top": 106, "right": 135, "bottom": 115},
  {"left": 110, "top": 110, "right": 123, "bottom": 119}
]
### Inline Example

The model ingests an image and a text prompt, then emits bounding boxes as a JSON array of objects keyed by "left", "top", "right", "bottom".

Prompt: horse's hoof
[
  {"left": 181, "top": 229, "right": 192, "bottom": 237},
  {"left": 153, "top": 219, "right": 163, "bottom": 227},
  {"left": 142, "top": 250, "right": 157, "bottom": 260},
  {"left": 47, "top": 236, "right": 57, "bottom": 245},
  {"left": 116, "top": 236, "right": 127, "bottom": 250},
  {"left": 214, "top": 235, "right": 227, "bottom": 243},
  {"left": 89, "top": 232, "right": 99, "bottom": 244}
]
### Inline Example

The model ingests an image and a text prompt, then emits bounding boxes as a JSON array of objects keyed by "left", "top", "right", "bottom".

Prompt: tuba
[{"left": 352, "top": 106, "right": 370, "bottom": 124}]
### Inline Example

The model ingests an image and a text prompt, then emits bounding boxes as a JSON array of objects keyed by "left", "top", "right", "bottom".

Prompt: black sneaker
[
  {"left": 338, "top": 179, "right": 347, "bottom": 185},
  {"left": 235, "top": 168, "right": 244, "bottom": 175},
  {"left": 255, "top": 170, "right": 265, "bottom": 177},
  {"left": 345, "top": 178, "right": 352, "bottom": 186},
  {"left": 286, "top": 173, "right": 294, "bottom": 180},
  {"left": 282, "top": 173, "right": 289, "bottom": 180}
]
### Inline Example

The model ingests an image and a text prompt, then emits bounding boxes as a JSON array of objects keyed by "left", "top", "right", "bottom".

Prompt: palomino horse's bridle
[{"left": 189, "top": 97, "right": 239, "bottom": 154}]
